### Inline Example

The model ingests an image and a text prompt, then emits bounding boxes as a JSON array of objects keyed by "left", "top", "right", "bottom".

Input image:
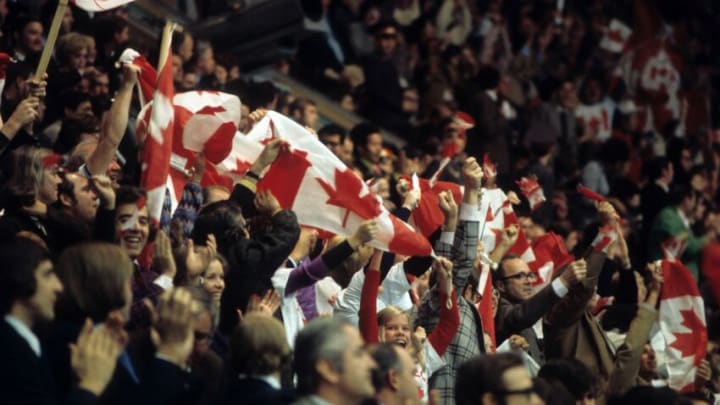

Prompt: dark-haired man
[
  {"left": 455, "top": 353, "right": 542, "bottom": 405},
  {"left": 0, "top": 238, "right": 121, "bottom": 404},
  {"left": 494, "top": 255, "right": 586, "bottom": 366}
]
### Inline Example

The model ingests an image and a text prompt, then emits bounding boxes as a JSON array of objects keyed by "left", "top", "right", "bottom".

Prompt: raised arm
[
  {"left": 359, "top": 250, "right": 383, "bottom": 344},
  {"left": 86, "top": 64, "right": 138, "bottom": 177},
  {"left": 286, "top": 220, "right": 378, "bottom": 295},
  {"left": 427, "top": 257, "right": 460, "bottom": 356}
]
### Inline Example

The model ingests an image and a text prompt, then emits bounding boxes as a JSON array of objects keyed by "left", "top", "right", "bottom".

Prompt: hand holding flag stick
[{"left": 433, "top": 256, "right": 454, "bottom": 309}]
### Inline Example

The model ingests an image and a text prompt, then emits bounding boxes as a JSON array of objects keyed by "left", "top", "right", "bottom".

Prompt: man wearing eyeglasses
[
  {"left": 455, "top": 353, "right": 542, "bottom": 405},
  {"left": 494, "top": 254, "right": 587, "bottom": 366}
]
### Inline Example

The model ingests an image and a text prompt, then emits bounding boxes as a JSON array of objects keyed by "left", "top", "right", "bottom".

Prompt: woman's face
[
  {"left": 382, "top": 313, "right": 412, "bottom": 349},
  {"left": 39, "top": 164, "right": 61, "bottom": 204},
  {"left": 203, "top": 259, "right": 225, "bottom": 303}
]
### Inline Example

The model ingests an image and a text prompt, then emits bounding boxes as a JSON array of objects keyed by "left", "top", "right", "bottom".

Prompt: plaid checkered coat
[{"left": 417, "top": 207, "right": 484, "bottom": 405}]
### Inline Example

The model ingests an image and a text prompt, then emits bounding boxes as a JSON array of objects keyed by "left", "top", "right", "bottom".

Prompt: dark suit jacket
[
  {"left": 0, "top": 319, "right": 97, "bottom": 405},
  {"left": 640, "top": 182, "right": 669, "bottom": 241},
  {"left": 41, "top": 319, "right": 193, "bottom": 405},
  {"left": 219, "top": 377, "right": 295, "bottom": 405},
  {"left": 494, "top": 282, "right": 562, "bottom": 366}
]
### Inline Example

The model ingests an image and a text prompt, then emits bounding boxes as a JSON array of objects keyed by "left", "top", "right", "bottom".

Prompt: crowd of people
[{"left": 0, "top": 0, "right": 720, "bottom": 405}]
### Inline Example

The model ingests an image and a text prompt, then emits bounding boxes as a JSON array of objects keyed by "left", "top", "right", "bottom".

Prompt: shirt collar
[
  {"left": 238, "top": 374, "right": 281, "bottom": 390},
  {"left": 4, "top": 315, "right": 40, "bottom": 357}
]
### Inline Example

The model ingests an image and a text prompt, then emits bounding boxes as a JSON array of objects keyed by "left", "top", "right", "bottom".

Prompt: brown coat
[{"left": 544, "top": 252, "right": 658, "bottom": 403}]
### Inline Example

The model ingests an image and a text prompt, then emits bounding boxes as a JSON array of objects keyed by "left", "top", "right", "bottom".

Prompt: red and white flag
[
  {"left": 233, "top": 112, "right": 432, "bottom": 257},
  {"left": 478, "top": 188, "right": 538, "bottom": 272},
  {"left": 600, "top": 19, "right": 632, "bottom": 53},
  {"left": 137, "top": 91, "right": 243, "bottom": 205},
  {"left": 482, "top": 153, "right": 497, "bottom": 180},
  {"left": 659, "top": 259, "right": 707, "bottom": 392},
  {"left": 591, "top": 225, "right": 617, "bottom": 253},
  {"left": 118, "top": 48, "right": 157, "bottom": 105},
  {"left": 516, "top": 176, "right": 546, "bottom": 212},
  {"left": 476, "top": 262, "right": 495, "bottom": 350},
  {"left": 72, "top": 0, "right": 135, "bottom": 11},
  {"left": 661, "top": 235, "right": 688, "bottom": 261},
  {"left": 404, "top": 175, "right": 462, "bottom": 238},
  {"left": 139, "top": 34, "right": 174, "bottom": 224},
  {"left": 530, "top": 232, "right": 574, "bottom": 286}
]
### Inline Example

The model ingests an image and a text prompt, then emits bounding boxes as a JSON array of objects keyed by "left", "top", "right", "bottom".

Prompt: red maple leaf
[
  {"left": 317, "top": 168, "right": 383, "bottom": 227},
  {"left": 196, "top": 105, "right": 226, "bottom": 115},
  {"left": 259, "top": 119, "right": 279, "bottom": 145},
  {"left": 669, "top": 308, "right": 707, "bottom": 364}
]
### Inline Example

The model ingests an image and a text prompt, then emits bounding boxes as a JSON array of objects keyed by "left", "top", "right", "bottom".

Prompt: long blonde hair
[{"left": 377, "top": 305, "right": 425, "bottom": 370}]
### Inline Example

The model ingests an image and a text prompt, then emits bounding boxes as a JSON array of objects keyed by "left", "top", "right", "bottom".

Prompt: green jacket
[{"left": 647, "top": 206, "right": 707, "bottom": 279}]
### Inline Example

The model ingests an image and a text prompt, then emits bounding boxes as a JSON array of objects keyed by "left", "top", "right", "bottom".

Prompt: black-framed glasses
[{"left": 501, "top": 272, "right": 538, "bottom": 282}]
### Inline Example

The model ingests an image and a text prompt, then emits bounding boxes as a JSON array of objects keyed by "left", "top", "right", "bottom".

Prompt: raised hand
[
  {"left": 348, "top": 219, "right": 379, "bottom": 250},
  {"left": 246, "top": 289, "right": 281, "bottom": 316},
  {"left": 250, "top": 138, "right": 285, "bottom": 173},
  {"left": 152, "top": 230, "right": 177, "bottom": 278},
  {"left": 499, "top": 224, "right": 519, "bottom": 249},
  {"left": 71, "top": 319, "right": 123, "bottom": 396},
  {"left": 434, "top": 257, "right": 454, "bottom": 308},
  {"left": 91, "top": 174, "right": 116, "bottom": 209},
  {"left": 254, "top": 189, "right": 282, "bottom": 216},
  {"left": 147, "top": 288, "right": 195, "bottom": 367},
  {"left": 461, "top": 157, "right": 483, "bottom": 190},
  {"left": 438, "top": 191, "right": 458, "bottom": 232},
  {"left": 121, "top": 63, "right": 140, "bottom": 88},
  {"left": 185, "top": 234, "right": 217, "bottom": 281},
  {"left": 559, "top": 259, "right": 587, "bottom": 288}
]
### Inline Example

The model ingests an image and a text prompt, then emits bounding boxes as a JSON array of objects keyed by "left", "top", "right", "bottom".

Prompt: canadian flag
[
  {"left": 139, "top": 34, "right": 174, "bottom": 224},
  {"left": 71, "top": 0, "right": 135, "bottom": 11},
  {"left": 600, "top": 19, "right": 632, "bottom": 53},
  {"left": 483, "top": 153, "right": 497, "bottom": 179},
  {"left": 530, "top": 232, "right": 574, "bottom": 287},
  {"left": 662, "top": 235, "right": 688, "bottom": 261},
  {"left": 118, "top": 48, "right": 157, "bottom": 106},
  {"left": 659, "top": 259, "right": 707, "bottom": 392},
  {"left": 478, "top": 188, "right": 540, "bottom": 279},
  {"left": 405, "top": 176, "right": 462, "bottom": 238},
  {"left": 577, "top": 184, "right": 606, "bottom": 202},
  {"left": 591, "top": 225, "right": 617, "bottom": 253},
  {"left": 476, "top": 262, "right": 495, "bottom": 350},
  {"left": 137, "top": 91, "right": 242, "bottom": 205},
  {"left": 234, "top": 112, "right": 432, "bottom": 257},
  {"left": 516, "top": 177, "right": 546, "bottom": 212}
]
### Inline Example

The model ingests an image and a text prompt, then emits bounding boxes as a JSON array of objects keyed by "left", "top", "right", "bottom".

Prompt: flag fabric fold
[
  {"left": 659, "top": 259, "right": 707, "bottom": 392},
  {"left": 238, "top": 112, "right": 432, "bottom": 257},
  {"left": 139, "top": 29, "right": 174, "bottom": 224},
  {"left": 72, "top": 0, "right": 135, "bottom": 11}
]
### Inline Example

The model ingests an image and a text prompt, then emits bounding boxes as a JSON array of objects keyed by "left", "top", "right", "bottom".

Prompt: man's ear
[
  {"left": 387, "top": 368, "right": 400, "bottom": 391},
  {"left": 315, "top": 359, "right": 340, "bottom": 385},
  {"left": 59, "top": 192, "right": 73, "bottom": 208},
  {"left": 494, "top": 280, "right": 506, "bottom": 294}
]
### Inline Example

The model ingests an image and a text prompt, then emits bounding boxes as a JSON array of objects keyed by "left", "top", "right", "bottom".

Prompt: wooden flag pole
[
  {"left": 35, "top": 0, "right": 69, "bottom": 79},
  {"left": 156, "top": 21, "right": 176, "bottom": 74}
]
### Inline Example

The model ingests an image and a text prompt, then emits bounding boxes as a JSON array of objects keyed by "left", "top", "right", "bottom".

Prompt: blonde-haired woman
[
  {"left": 360, "top": 251, "right": 459, "bottom": 402},
  {"left": 0, "top": 146, "right": 63, "bottom": 249}
]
